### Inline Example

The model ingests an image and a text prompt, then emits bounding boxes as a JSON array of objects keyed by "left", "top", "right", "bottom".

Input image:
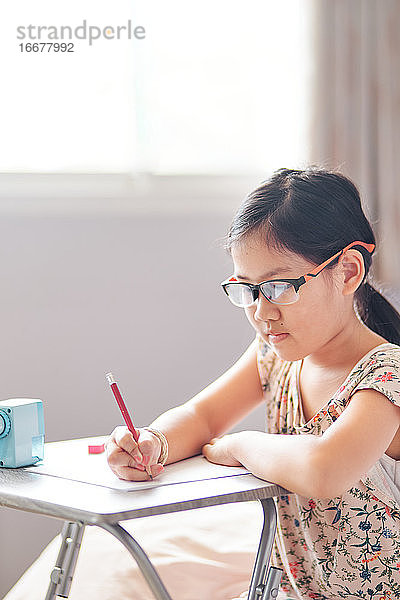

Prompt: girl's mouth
[{"left": 267, "top": 333, "right": 289, "bottom": 344}]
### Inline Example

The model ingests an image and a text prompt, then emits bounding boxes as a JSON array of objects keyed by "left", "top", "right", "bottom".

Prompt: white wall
[{"left": 0, "top": 177, "right": 267, "bottom": 597}]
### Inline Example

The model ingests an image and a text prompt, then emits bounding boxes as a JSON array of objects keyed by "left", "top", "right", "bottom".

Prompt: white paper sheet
[{"left": 24, "top": 436, "right": 251, "bottom": 491}]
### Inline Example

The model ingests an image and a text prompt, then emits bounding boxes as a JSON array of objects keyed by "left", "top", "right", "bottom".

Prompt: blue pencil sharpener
[{"left": 0, "top": 399, "right": 44, "bottom": 468}]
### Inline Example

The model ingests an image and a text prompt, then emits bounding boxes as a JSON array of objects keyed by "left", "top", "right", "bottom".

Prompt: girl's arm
[
  {"left": 204, "top": 388, "right": 400, "bottom": 498},
  {"left": 148, "top": 336, "right": 264, "bottom": 465}
]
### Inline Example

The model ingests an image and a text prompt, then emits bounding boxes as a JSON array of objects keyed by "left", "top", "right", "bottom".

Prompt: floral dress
[{"left": 255, "top": 334, "right": 400, "bottom": 600}]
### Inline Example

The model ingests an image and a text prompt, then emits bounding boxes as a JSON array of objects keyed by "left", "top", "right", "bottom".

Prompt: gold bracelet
[{"left": 143, "top": 427, "right": 169, "bottom": 466}]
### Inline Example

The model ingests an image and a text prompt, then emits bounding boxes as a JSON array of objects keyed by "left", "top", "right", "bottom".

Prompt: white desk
[{"left": 0, "top": 438, "right": 288, "bottom": 600}]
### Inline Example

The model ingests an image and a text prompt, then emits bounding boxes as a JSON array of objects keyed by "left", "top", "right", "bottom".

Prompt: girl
[{"left": 107, "top": 167, "right": 400, "bottom": 599}]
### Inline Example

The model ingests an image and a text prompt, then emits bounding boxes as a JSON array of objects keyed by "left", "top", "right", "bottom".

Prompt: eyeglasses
[{"left": 221, "top": 240, "right": 375, "bottom": 308}]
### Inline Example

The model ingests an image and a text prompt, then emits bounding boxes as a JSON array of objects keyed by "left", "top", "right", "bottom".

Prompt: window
[{"left": 0, "top": 0, "right": 312, "bottom": 175}]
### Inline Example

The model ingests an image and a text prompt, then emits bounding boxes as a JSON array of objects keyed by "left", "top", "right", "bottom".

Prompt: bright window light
[{"left": 0, "top": 0, "right": 312, "bottom": 175}]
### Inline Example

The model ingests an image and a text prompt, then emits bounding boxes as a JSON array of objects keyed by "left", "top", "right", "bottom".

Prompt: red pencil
[
  {"left": 106, "top": 372, "right": 152, "bottom": 478},
  {"left": 106, "top": 372, "right": 139, "bottom": 441}
]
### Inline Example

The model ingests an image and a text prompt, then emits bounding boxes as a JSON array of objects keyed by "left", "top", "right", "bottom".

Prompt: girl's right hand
[{"left": 106, "top": 426, "right": 164, "bottom": 481}]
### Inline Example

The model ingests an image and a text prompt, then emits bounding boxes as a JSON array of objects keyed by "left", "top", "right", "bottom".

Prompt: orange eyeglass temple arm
[{"left": 304, "top": 241, "right": 375, "bottom": 282}]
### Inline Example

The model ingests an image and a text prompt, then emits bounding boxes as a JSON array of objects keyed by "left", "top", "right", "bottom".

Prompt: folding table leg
[
  {"left": 45, "top": 521, "right": 85, "bottom": 600},
  {"left": 44, "top": 500, "right": 280, "bottom": 600},
  {"left": 247, "top": 498, "right": 282, "bottom": 600},
  {"left": 99, "top": 522, "right": 173, "bottom": 600}
]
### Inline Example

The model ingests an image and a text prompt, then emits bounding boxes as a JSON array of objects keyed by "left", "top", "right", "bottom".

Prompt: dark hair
[{"left": 224, "top": 166, "right": 400, "bottom": 345}]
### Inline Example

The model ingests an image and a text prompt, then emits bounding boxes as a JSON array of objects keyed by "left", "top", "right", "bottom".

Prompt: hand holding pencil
[
  {"left": 105, "top": 373, "right": 165, "bottom": 481},
  {"left": 106, "top": 426, "right": 165, "bottom": 481}
]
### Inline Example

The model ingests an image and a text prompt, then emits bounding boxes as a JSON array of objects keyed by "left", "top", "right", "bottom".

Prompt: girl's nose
[{"left": 253, "top": 293, "right": 281, "bottom": 322}]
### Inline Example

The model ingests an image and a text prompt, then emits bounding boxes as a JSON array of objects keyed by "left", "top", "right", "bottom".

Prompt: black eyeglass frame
[{"left": 221, "top": 276, "right": 306, "bottom": 307}]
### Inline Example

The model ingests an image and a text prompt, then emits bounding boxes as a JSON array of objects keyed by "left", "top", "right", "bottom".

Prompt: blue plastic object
[{"left": 0, "top": 399, "right": 45, "bottom": 468}]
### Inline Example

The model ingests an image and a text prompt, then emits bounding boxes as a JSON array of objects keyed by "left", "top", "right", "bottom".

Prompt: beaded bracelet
[{"left": 143, "top": 427, "right": 169, "bottom": 466}]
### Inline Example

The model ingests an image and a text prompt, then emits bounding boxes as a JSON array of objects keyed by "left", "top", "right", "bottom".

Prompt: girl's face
[{"left": 231, "top": 234, "right": 351, "bottom": 362}]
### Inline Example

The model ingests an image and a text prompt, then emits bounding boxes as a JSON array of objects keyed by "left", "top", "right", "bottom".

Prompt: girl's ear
[{"left": 340, "top": 249, "right": 366, "bottom": 296}]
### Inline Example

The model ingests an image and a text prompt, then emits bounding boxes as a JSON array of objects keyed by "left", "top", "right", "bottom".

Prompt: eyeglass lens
[{"left": 225, "top": 281, "right": 298, "bottom": 306}]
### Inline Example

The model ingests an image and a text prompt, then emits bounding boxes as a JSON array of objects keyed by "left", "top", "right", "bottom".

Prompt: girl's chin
[{"left": 263, "top": 337, "right": 305, "bottom": 362}]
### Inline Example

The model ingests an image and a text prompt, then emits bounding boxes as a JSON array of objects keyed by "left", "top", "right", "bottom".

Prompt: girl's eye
[{"left": 261, "top": 282, "right": 299, "bottom": 304}]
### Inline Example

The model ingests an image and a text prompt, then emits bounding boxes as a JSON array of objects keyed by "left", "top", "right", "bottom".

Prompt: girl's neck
[{"left": 303, "top": 317, "right": 388, "bottom": 374}]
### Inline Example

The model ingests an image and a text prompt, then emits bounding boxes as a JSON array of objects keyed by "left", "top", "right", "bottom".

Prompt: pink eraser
[{"left": 88, "top": 443, "right": 105, "bottom": 454}]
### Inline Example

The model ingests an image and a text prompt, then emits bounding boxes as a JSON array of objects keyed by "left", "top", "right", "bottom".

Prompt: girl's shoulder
[
  {"left": 364, "top": 341, "right": 400, "bottom": 357},
  {"left": 340, "top": 342, "right": 400, "bottom": 408},
  {"left": 349, "top": 342, "right": 400, "bottom": 377}
]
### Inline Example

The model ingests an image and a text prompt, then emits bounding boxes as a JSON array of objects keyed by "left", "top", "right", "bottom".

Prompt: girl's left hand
[{"left": 202, "top": 434, "right": 242, "bottom": 467}]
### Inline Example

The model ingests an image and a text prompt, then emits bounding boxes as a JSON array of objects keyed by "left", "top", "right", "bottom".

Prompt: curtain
[{"left": 308, "top": 0, "right": 400, "bottom": 289}]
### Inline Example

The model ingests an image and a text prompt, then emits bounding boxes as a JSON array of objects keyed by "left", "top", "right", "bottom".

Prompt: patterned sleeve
[
  {"left": 255, "top": 333, "right": 278, "bottom": 394},
  {"left": 351, "top": 347, "right": 400, "bottom": 408}
]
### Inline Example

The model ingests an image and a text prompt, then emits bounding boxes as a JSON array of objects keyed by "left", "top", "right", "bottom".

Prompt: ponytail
[{"left": 355, "top": 282, "right": 400, "bottom": 346}]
